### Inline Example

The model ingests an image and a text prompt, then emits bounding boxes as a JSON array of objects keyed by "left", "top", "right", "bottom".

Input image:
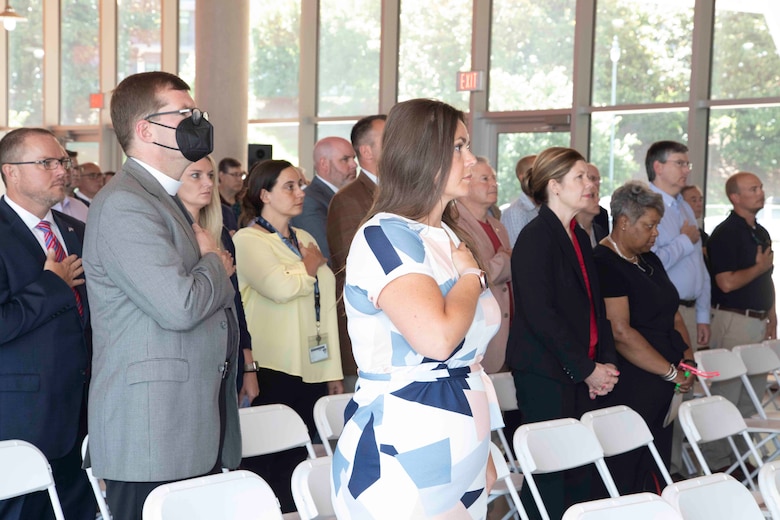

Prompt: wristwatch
[
  {"left": 461, "top": 268, "right": 488, "bottom": 290},
  {"left": 244, "top": 361, "right": 260, "bottom": 372}
]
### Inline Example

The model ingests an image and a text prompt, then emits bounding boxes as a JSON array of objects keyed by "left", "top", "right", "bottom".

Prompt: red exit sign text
[{"left": 456, "top": 71, "right": 484, "bottom": 92}]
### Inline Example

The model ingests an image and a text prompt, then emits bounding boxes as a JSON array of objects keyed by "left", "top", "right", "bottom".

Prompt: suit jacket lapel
[
  {"left": 0, "top": 198, "right": 47, "bottom": 264},
  {"left": 124, "top": 159, "right": 199, "bottom": 251},
  {"left": 52, "top": 211, "right": 90, "bottom": 322},
  {"left": 540, "top": 205, "right": 587, "bottom": 293}
]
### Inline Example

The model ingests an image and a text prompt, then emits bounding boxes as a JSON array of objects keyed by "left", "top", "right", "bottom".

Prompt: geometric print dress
[{"left": 331, "top": 213, "right": 503, "bottom": 519}]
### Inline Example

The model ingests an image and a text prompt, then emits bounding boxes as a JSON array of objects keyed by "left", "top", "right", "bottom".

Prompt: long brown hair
[
  {"left": 369, "top": 98, "right": 481, "bottom": 267},
  {"left": 238, "top": 159, "right": 293, "bottom": 228}
]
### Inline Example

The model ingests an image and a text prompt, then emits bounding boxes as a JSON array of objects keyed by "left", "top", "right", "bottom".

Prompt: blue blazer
[
  {"left": 0, "top": 197, "right": 89, "bottom": 459},
  {"left": 291, "top": 175, "right": 335, "bottom": 261}
]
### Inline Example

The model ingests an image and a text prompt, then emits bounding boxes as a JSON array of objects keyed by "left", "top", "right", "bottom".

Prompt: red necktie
[{"left": 35, "top": 220, "right": 84, "bottom": 318}]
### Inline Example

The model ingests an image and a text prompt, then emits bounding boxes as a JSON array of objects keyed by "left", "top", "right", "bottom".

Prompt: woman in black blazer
[{"left": 506, "top": 147, "right": 619, "bottom": 520}]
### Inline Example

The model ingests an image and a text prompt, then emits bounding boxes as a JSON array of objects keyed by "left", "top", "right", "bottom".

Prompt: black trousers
[{"left": 513, "top": 370, "right": 600, "bottom": 520}]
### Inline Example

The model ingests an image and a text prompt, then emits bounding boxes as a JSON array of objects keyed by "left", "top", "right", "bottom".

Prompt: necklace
[{"left": 607, "top": 235, "right": 637, "bottom": 263}]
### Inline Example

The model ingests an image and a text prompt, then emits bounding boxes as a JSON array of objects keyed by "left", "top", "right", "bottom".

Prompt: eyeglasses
[
  {"left": 5, "top": 157, "right": 73, "bottom": 171},
  {"left": 81, "top": 172, "right": 106, "bottom": 180},
  {"left": 664, "top": 159, "right": 693, "bottom": 169},
  {"left": 144, "top": 107, "right": 209, "bottom": 125}
]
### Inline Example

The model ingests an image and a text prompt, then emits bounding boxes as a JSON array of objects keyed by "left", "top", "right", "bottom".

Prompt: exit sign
[{"left": 456, "top": 71, "right": 484, "bottom": 92}]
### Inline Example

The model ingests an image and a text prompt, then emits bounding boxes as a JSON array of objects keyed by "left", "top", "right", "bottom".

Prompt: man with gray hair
[{"left": 292, "top": 136, "right": 357, "bottom": 262}]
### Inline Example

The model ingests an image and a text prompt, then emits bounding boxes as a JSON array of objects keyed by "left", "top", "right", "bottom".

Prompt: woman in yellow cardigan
[{"left": 233, "top": 159, "right": 342, "bottom": 511}]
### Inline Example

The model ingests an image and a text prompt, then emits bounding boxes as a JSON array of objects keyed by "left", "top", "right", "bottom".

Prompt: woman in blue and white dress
[{"left": 331, "top": 98, "right": 504, "bottom": 519}]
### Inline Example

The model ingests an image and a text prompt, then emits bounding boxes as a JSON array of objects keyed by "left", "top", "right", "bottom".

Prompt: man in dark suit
[
  {"left": 326, "top": 115, "right": 386, "bottom": 391},
  {"left": 291, "top": 136, "right": 357, "bottom": 262},
  {"left": 0, "top": 128, "right": 96, "bottom": 520}
]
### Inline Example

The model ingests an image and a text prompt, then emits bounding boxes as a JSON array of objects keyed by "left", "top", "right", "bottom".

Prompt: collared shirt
[
  {"left": 360, "top": 168, "right": 378, "bottom": 185},
  {"left": 649, "top": 182, "right": 710, "bottom": 324},
  {"left": 132, "top": 157, "right": 182, "bottom": 196},
  {"left": 74, "top": 190, "right": 92, "bottom": 205},
  {"left": 315, "top": 174, "right": 339, "bottom": 194},
  {"left": 709, "top": 211, "right": 775, "bottom": 311},
  {"left": 3, "top": 194, "right": 70, "bottom": 254},
  {"left": 501, "top": 192, "right": 539, "bottom": 246},
  {"left": 52, "top": 196, "right": 89, "bottom": 223}
]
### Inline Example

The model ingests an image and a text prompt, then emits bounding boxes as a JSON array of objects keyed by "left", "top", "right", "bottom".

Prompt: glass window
[
  {"left": 60, "top": 0, "right": 100, "bottom": 125},
  {"left": 589, "top": 109, "right": 688, "bottom": 196},
  {"left": 179, "top": 0, "right": 196, "bottom": 87},
  {"left": 249, "top": 1, "right": 300, "bottom": 119},
  {"left": 66, "top": 142, "right": 100, "bottom": 167},
  {"left": 248, "top": 123, "right": 299, "bottom": 166},
  {"left": 592, "top": 0, "right": 693, "bottom": 106},
  {"left": 398, "top": 0, "right": 472, "bottom": 111},
  {"left": 705, "top": 106, "right": 780, "bottom": 234},
  {"left": 8, "top": 0, "right": 44, "bottom": 126},
  {"left": 116, "top": 0, "right": 162, "bottom": 83},
  {"left": 711, "top": 4, "right": 780, "bottom": 100},
  {"left": 497, "top": 131, "right": 570, "bottom": 207},
  {"left": 489, "top": 0, "right": 576, "bottom": 111},
  {"left": 318, "top": 0, "right": 381, "bottom": 117},
  {"left": 316, "top": 122, "right": 356, "bottom": 143}
]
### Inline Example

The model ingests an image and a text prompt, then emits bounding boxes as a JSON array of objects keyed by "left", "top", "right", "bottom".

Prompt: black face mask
[{"left": 148, "top": 113, "right": 214, "bottom": 162}]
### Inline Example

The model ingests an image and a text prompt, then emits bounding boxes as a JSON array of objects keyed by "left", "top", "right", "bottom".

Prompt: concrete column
[{"left": 194, "top": 0, "right": 249, "bottom": 167}]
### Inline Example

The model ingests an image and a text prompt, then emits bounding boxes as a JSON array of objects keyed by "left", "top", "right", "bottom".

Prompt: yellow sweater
[{"left": 233, "top": 226, "right": 342, "bottom": 383}]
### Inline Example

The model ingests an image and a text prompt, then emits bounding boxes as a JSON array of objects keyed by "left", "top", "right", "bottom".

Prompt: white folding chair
[
  {"left": 239, "top": 404, "right": 318, "bottom": 459},
  {"left": 489, "top": 372, "right": 521, "bottom": 472},
  {"left": 290, "top": 456, "right": 335, "bottom": 520},
  {"left": 661, "top": 473, "right": 764, "bottom": 520},
  {"left": 489, "top": 441, "right": 529, "bottom": 520},
  {"left": 678, "top": 396, "right": 765, "bottom": 491},
  {"left": 580, "top": 405, "right": 673, "bottom": 487},
  {"left": 759, "top": 460, "right": 780, "bottom": 520},
  {"left": 513, "top": 418, "right": 620, "bottom": 520},
  {"left": 312, "top": 393, "right": 353, "bottom": 456},
  {"left": 562, "top": 492, "right": 682, "bottom": 520},
  {"left": 142, "top": 470, "right": 282, "bottom": 520},
  {"left": 735, "top": 343, "right": 780, "bottom": 418},
  {"left": 0, "top": 439, "right": 65, "bottom": 520},
  {"left": 81, "top": 435, "right": 112, "bottom": 520},
  {"left": 762, "top": 339, "right": 780, "bottom": 410}
]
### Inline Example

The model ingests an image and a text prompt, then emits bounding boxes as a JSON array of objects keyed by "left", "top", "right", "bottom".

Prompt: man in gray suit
[
  {"left": 291, "top": 136, "right": 357, "bottom": 262},
  {"left": 82, "top": 71, "right": 241, "bottom": 520}
]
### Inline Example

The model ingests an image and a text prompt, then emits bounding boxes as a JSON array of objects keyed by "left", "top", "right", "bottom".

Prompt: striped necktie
[{"left": 35, "top": 220, "right": 85, "bottom": 318}]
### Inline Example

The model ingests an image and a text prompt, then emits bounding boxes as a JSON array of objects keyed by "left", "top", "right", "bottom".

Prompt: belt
[
  {"left": 679, "top": 299, "right": 696, "bottom": 308},
  {"left": 715, "top": 304, "right": 768, "bottom": 320}
]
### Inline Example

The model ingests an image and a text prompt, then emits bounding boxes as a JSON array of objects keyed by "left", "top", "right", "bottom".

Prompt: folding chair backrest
[
  {"left": 562, "top": 492, "right": 682, "bottom": 520},
  {"left": 759, "top": 460, "right": 780, "bottom": 520},
  {"left": 678, "top": 395, "right": 748, "bottom": 445},
  {"left": 661, "top": 474, "right": 764, "bottom": 520},
  {"left": 580, "top": 405, "right": 672, "bottom": 486},
  {"left": 291, "top": 456, "right": 335, "bottom": 520},
  {"left": 82, "top": 435, "right": 112, "bottom": 520},
  {"left": 142, "top": 470, "right": 282, "bottom": 520},
  {"left": 0, "top": 439, "right": 65, "bottom": 520},
  {"left": 764, "top": 339, "right": 780, "bottom": 361},
  {"left": 694, "top": 349, "right": 747, "bottom": 388},
  {"left": 513, "top": 418, "right": 619, "bottom": 520},
  {"left": 239, "top": 404, "right": 317, "bottom": 459},
  {"left": 313, "top": 393, "right": 354, "bottom": 457},
  {"left": 734, "top": 343, "right": 780, "bottom": 375}
]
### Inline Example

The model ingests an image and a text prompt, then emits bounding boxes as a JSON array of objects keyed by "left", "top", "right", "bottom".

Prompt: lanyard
[{"left": 254, "top": 216, "right": 322, "bottom": 340}]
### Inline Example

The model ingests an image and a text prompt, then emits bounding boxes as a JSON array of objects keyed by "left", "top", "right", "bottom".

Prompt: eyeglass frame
[
  {"left": 144, "top": 108, "right": 208, "bottom": 126},
  {"left": 5, "top": 157, "right": 73, "bottom": 171},
  {"left": 80, "top": 172, "right": 106, "bottom": 180},
  {"left": 662, "top": 159, "right": 693, "bottom": 169}
]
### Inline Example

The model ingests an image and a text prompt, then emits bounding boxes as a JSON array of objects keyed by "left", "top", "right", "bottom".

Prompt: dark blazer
[
  {"left": 292, "top": 175, "right": 335, "bottom": 261},
  {"left": 506, "top": 204, "right": 617, "bottom": 384},
  {"left": 594, "top": 205, "right": 609, "bottom": 232},
  {"left": 326, "top": 173, "right": 376, "bottom": 377},
  {"left": 0, "top": 198, "right": 90, "bottom": 459}
]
